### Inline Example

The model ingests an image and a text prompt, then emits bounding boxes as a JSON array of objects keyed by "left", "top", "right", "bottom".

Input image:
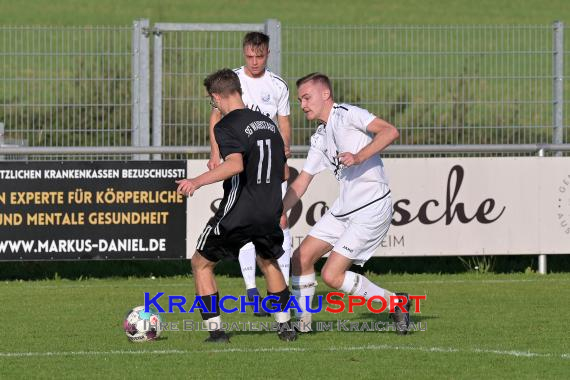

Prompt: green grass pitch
[
  {"left": 1, "top": 1, "right": 569, "bottom": 379},
  {"left": 0, "top": 0, "right": 569, "bottom": 25},
  {"left": 1, "top": 273, "right": 568, "bottom": 379}
]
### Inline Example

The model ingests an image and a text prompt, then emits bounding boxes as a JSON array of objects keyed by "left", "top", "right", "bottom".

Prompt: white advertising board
[{"left": 186, "top": 158, "right": 570, "bottom": 257}]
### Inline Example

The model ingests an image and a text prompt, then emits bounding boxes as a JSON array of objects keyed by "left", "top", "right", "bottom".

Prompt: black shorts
[{"left": 196, "top": 222, "right": 284, "bottom": 263}]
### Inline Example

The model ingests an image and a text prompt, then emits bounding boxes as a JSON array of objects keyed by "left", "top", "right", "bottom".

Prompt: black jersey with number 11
[{"left": 212, "top": 108, "right": 285, "bottom": 236}]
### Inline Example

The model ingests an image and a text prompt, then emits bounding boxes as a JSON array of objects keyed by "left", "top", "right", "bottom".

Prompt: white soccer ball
[{"left": 123, "top": 305, "right": 163, "bottom": 342}]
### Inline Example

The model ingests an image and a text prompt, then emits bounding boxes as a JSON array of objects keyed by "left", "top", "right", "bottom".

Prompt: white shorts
[
  {"left": 308, "top": 192, "right": 392, "bottom": 266},
  {"left": 240, "top": 181, "right": 289, "bottom": 252}
]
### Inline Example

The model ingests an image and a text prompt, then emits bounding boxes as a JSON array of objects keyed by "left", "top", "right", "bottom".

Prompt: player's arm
[
  {"left": 278, "top": 115, "right": 292, "bottom": 181},
  {"left": 207, "top": 109, "right": 223, "bottom": 170},
  {"left": 338, "top": 118, "right": 399, "bottom": 167},
  {"left": 283, "top": 170, "right": 314, "bottom": 213},
  {"left": 277, "top": 115, "right": 292, "bottom": 159},
  {"left": 176, "top": 153, "right": 243, "bottom": 197}
]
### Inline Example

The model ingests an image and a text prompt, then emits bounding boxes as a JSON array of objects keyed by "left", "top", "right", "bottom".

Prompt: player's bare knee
[
  {"left": 321, "top": 268, "right": 343, "bottom": 289},
  {"left": 190, "top": 259, "right": 201, "bottom": 275},
  {"left": 301, "top": 251, "right": 316, "bottom": 271},
  {"left": 191, "top": 251, "right": 210, "bottom": 273},
  {"left": 291, "top": 247, "right": 313, "bottom": 274},
  {"left": 255, "top": 257, "right": 270, "bottom": 275},
  {"left": 291, "top": 248, "right": 301, "bottom": 272}
]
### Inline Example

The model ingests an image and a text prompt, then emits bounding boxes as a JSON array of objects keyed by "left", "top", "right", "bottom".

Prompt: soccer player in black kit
[{"left": 176, "top": 68, "right": 297, "bottom": 343}]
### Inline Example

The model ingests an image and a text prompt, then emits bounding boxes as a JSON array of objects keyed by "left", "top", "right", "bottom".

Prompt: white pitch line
[
  {"left": 385, "top": 278, "right": 570, "bottom": 285},
  {"left": 0, "top": 347, "right": 308, "bottom": 357},
  {"left": 0, "top": 344, "right": 567, "bottom": 360}
]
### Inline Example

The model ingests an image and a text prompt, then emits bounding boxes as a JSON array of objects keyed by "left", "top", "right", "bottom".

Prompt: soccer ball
[{"left": 123, "top": 306, "right": 163, "bottom": 342}]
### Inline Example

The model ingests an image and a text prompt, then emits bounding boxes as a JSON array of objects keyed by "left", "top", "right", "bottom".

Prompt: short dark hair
[
  {"left": 242, "top": 32, "right": 270, "bottom": 50},
  {"left": 296, "top": 72, "right": 334, "bottom": 98},
  {"left": 203, "top": 68, "right": 242, "bottom": 97}
]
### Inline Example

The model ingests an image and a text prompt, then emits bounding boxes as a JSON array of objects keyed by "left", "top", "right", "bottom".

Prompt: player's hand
[
  {"left": 338, "top": 152, "right": 361, "bottom": 167},
  {"left": 207, "top": 156, "right": 221, "bottom": 170},
  {"left": 176, "top": 179, "right": 201, "bottom": 197},
  {"left": 283, "top": 163, "right": 290, "bottom": 181},
  {"left": 279, "top": 213, "right": 289, "bottom": 230}
]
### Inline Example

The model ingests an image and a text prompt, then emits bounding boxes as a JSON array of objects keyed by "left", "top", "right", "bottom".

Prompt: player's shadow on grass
[
  {"left": 224, "top": 289, "right": 438, "bottom": 337},
  {"left": 308, "top": 290, "right": 437, "bottom": 336},
  {"left": 229, "top": 290, "right": 337, "bottom": 337}
]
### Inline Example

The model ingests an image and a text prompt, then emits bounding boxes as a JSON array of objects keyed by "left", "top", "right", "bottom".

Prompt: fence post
[
  {"left": 0, "top": 122, "right": 4, "bottom": 161},
  {"left": 538, "top": 147, "right": 547, "bottom": 274},
  {"left": 132, "top": 20, "right": 140, "bottom": 154},
  {"left": 132, "top": 19, "right": 151, "bottom": 160},
  {"left": 553, "top": 21, "right": 564, "bottom": 156},
  {"left": 152, "top": 29, "right": 163, "bottom": 161},
  {"left": 265, "top": 19, "right": 282, "bottom": 75}
]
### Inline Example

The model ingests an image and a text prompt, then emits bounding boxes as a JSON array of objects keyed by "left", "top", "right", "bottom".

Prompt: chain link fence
[
  {"left": 0, "top": 21, "right": 568, "bottom": 160},
  {"left": 0, "top": 25, "right": 133, "bottom": 159},
  {"left": 283, "top": 24, "right": 566, "bottom": 155}
]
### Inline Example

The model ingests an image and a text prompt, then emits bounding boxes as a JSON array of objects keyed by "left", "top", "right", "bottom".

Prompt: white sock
[
  {"left": 204, "top": 315, "right": 221, "bottom": 331},
  {"left": 339, "top": 271, "right": 393, "bottom": 301},
  {"left": 278, "top": 228, "right": 292, "bottom": 286},
  {"left": 238, "top": 243, "right": 257, "bottom": 290},
  {"left": 291, "top": 273, "right": 317, "bottom": 319},
  {"left": 274, "top": 311, "right": 291, "bottom": 324}
]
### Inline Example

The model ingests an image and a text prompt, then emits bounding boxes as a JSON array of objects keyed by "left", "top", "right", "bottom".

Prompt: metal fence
[
  {"left": 150, "top": 22, "right": 278, "bottom": 159},
  {"left": 284, "top": 24, "right": 568, "bottom": 154},
  {"left": 0, "top": 25, "right": 133, "bottom": 159},
  {"left": 0, "top": 20, "right": 568, "bottom": 159}
]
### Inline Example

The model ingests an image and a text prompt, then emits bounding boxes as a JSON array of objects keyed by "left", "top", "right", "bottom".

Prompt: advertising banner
[
  {"left": 0, "top": 161, "right": 187, "bottom": 260},
  {"left": 186, "top": 157, "right": 570, "bottom": 257}
]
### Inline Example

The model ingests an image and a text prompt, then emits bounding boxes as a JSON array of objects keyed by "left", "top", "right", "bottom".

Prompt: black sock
[
  {"left": 199, "top": 292, "right": 222, "bottom": 336},
  {"left": 267, "top": 287, "right": 290, "bottom": 313},
  {"left": 199, "top": 291, "right": 220, "bottom": 320}
]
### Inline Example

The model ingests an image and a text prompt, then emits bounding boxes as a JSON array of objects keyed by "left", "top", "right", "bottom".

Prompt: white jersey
[
  {"left": 234, "top": 66, "right": 290, "bottom": 125},
  {"left": 302, "top": 103, "right": 390, "bottom": 216}
]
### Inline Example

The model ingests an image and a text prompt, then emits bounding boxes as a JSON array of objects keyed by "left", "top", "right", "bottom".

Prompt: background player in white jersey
[
  {"left": 283, "top": 73, "right": 411, "bottom": 334},
  {"left": 177, "top": 68, "right": 296, "bottom": 342},
  {"left": 208, "top": 32, "right": 292, "bottom": 316}
]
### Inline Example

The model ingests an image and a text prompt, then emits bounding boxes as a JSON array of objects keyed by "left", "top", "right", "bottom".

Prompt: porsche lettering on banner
[{"left": 186, "top": 157, "right": 569, "bottom": 257}]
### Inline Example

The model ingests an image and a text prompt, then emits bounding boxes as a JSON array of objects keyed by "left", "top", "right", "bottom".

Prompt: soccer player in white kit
[
  {"left": 208, "top": 32, "right": 292, "bottom": 316},
  {"left": 283, "top": 72, "right": 411, "bottom": 334}
]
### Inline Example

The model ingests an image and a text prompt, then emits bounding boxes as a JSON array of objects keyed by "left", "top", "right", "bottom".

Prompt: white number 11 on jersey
[{"left": 256, "top": 139, "right": 272, "bottom": 184}]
